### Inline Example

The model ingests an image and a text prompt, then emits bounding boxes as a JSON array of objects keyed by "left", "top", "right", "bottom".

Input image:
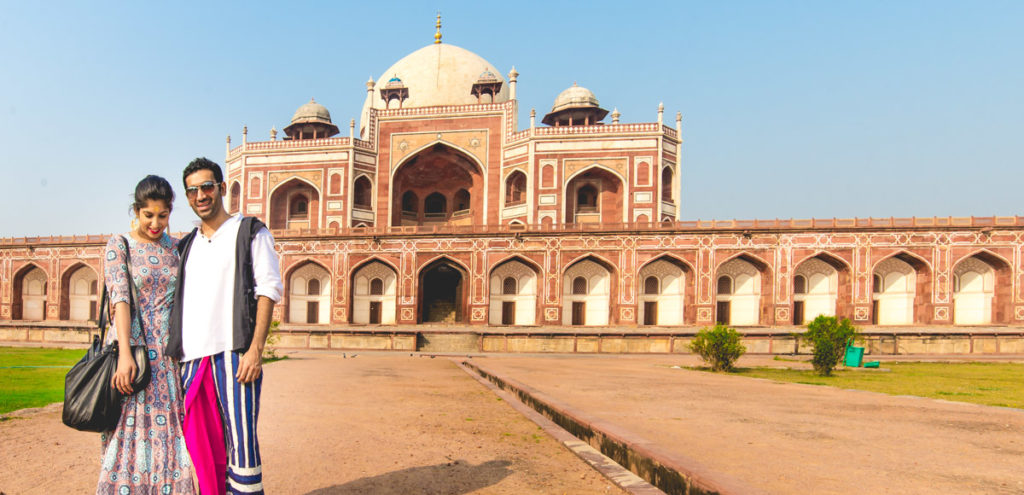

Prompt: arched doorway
[
  {"left": 287, "top": 262, "right": 331, "bottom": 324},
  {"left": 352, "top": 261, "right": 398, "bottom": 325},
  {"left": 269, "top": 179, "right": 320, "bottom": 230},
  {"left": 952, "top": 256, "right": 997, "bottom": 325},
  {"left": 15, "top": 266, "right": 48, "bottom": 321},
  {"left": 792, "top": 257, "right": 839, "bottom": 325},
  {"left": 562, "top": 258, "right": 613, "bottom": 326},
  {"left": 564, "top": 167, "right": 624, "bottom": 225},
  {"left": 638, "top": 258, "right": 688, "bottom": 326},
  {"left": 489, "top": 258, "right": 539, "bottom": 326},
  {"left": 716, "top": 256, "right": 766, "bottom": 326},
  {"left": 391, "top": 144, "right": 483, "bottom": 227},
  {"left": 419, "top": 259, "right": 467, "bottom": 323},
  {"left": 872, "top": 256, "right": 921, "bottom": 325},
  {"left": 61, "top": 264, "right": 98, "bottom": 321}
]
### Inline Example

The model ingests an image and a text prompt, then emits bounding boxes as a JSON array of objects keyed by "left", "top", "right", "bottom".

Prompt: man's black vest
[{"left": 165, "top": 217, "right": 266, "bottom": 361}]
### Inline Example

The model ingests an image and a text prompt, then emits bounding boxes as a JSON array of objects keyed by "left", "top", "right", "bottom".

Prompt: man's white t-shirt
[{"left": 180, "top": 214, "right": 283, "bottom": 363}]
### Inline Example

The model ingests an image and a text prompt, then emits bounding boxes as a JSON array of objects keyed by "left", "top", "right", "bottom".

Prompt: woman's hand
[{"left": 111, "top": 350, "right": 137, "bottom": 395}]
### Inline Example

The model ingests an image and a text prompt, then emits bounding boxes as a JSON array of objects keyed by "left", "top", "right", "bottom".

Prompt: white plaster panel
[
  {"left": 246, "top": 152, "right": 348, "bottom": 165},
  {"left": 538, "top": 194, "right": 557, "bottom": 206},
  {"left": 536, "top": 139, "right": 658, "bottom": 152},
  {"left": 502, "top": 204, "right": 528, "bottom": 219},
  {"left": 327, "top": 201, "right": 344, "bottom": 211},
  {"left": 503, "top": 145, "right": 528, "bottom": 159},
  {"left": 634, "top": 192, "right": 652, "bottom": 204}
]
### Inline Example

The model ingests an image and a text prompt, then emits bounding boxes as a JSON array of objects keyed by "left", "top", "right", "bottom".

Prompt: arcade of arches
[{"left": 4, "top": 239, "right": 1023, "bottom": 328}]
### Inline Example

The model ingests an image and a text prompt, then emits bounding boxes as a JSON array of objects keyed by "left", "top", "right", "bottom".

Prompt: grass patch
[
  {"left": 0, "top": 347, "right": 84, "bottom": 415},
  {"left": 732, "top": 362, "right": 1024, "bottom": 409},
  {"left": 0, "top": 346, "right": 289, "bottom": 416}
]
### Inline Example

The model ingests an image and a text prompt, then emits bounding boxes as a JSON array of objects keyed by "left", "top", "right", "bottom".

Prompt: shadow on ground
[{"left": 304, "top": 459, "right": 513, "bottom": 495}]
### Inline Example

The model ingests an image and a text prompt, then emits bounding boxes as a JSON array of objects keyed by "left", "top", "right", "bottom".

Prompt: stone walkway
[{"left": 465, "top": 354, "right": 1024, "bottom": 495}]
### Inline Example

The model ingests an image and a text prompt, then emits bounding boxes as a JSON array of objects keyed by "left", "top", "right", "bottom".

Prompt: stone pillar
[
  {"left": 398, "top": 248, "right": 417, "bottom": 324},
  {"left": 695, "top": 244, "right": 716, "bottom": 325}
]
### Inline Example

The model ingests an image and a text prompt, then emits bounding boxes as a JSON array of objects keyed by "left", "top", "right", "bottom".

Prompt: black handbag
[{"left": 62, "top": 236, "right": 152, "bottom": 432}]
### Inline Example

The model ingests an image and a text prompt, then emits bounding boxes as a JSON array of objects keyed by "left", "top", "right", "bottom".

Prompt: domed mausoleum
[{"left": 2, "top": 18, "right": 1022, "bottom": 350}]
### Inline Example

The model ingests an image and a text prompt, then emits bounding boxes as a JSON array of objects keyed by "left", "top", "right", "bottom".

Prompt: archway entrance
[
  {"left": 419, "top": 260, "right": 466, "bottom": 323},
  {"left": 392, "top": 144, "right": 483, "bottom": 227}
]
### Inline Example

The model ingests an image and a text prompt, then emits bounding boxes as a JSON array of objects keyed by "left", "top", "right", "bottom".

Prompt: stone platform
[{"left": 5, "top": 320, "right": 1023, "bottom": 356}]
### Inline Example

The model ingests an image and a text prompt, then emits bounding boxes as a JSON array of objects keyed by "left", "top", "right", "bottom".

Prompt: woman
[{"left": 99, "top": 175, "right": 195, "bottom": 494}]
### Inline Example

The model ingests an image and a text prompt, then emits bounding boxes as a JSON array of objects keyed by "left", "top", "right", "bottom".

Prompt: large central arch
[{"left": 391, "top": 143, "right": 484, "bottom": 227}]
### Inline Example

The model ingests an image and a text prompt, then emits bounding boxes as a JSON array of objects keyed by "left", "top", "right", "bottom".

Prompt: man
[{"left": 167, "top": 157, "right": 283, "bottom": 495}]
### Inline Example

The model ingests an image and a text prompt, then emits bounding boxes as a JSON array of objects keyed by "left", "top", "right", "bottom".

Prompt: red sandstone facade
[{"left": 2, "top": 41, "right": 1022, "bottom": 330}]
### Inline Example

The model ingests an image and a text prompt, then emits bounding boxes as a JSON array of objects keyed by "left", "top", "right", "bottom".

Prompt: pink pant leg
[{"left": 183, "top": 357, "right": 227, "bottom": 495}]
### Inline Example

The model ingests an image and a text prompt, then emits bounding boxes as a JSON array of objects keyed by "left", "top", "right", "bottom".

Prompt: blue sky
[{"left": 1, "top": 1, "right": 1021, "bottom": 236}]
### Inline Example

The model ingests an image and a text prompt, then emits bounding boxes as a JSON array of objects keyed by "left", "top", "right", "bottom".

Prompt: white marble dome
[
  {"left": 550, "top": 83, "right": 600, "bottom": 113},
  {"left": 366, "top": 43, "right": 509, "bottom": 111}
]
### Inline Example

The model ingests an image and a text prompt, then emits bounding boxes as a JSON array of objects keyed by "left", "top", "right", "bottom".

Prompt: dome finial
[{"left": 434, "top": 12, "right": 442, "bottom": 44}]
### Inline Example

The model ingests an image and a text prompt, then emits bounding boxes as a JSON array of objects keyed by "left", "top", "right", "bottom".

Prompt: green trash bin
[{"left": 844, "top": 345, "right": 864, "bottom": 367}]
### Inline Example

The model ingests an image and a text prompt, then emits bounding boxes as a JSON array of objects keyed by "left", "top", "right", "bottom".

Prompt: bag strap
[{"left": 97, "top": 236, "right": 145, "bottom": 345}]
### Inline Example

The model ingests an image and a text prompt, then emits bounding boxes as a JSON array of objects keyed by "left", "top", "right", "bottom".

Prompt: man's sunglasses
[{"left": 185, "top": 181, "right": 219, "bottom": 199}]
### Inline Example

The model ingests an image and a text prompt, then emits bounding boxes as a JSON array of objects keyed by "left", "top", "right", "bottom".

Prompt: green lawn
[
  {"left": 0, "top": 346, "right": 288, "bottom": 416},
  {"left": 0, "top": 347, "right": 84, "bottom": 415},
  {"left": 730, "top": 361, "right": 1024, "bottom": 409}
]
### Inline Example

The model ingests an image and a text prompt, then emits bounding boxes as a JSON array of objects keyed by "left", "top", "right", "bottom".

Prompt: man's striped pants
[{"left": 181, "top": 351, "right": 263, "bottom": 494}]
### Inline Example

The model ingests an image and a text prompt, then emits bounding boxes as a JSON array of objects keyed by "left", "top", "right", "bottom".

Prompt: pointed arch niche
[
  {"left": 564, "top": 167, "right": 624, "bottom": 225},
  {"left": 287, "top": 262, "right": 331, "bottom": 324},
  {"left": 952, "top": 252, "right": 1011, "bottom": 325},
  {"left": 562, "top": 257, "right": 614, "bottom": 326},
  {"left": 418, "top": 258, "right": 469, "bottom": 323},
  {"left": 488, "top": 258, "right": 539, "bottom": 325},
  {"left": 792, "top": 253, "right": 851, "bottom": 325},
  {"left": 871, "top": 253, "right": 931, "bottom": 325},
  {"left": 391, "top": 143, "right": 483, "bottom": 227},
  {"left": 60, "top": 264, "right": 99, "bottom": 321},
  {"left": 637, "top": 257, "right": 692, "bottom": 326},
  {"left": 715, "top": 255, "right": 771, "bottom": 326},
  {"left": 269, "top": 178, "right": 320, "bottom": 231},
  {"left": 352, "top": 261, "right": 398, "bottom": 325},
  {"left": 13, "top": 265, "right": 48, "bottom": 321}
]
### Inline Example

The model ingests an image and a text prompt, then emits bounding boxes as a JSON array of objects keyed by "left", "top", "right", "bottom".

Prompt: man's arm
[
  {"left": 236, "top": 226, "right": 283, "bottom": 384},
  {"left": 237, "top": 295, "right": 274, "bottom": 383}
]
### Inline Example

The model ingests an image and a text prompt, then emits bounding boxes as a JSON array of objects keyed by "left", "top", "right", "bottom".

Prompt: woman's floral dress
[{"left": 98, "top": 233, "right": 195, "bottom": 494}]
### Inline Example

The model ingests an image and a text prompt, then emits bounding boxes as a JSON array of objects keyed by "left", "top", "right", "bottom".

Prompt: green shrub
[
  {"left": 689, "top": 324, "right": 746, "bottom": 372},
  {"left": 803, "top": 315, "right": 860, "bottom": 376}
]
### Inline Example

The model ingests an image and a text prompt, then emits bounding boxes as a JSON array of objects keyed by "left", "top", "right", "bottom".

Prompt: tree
[
  {"left": 803, "top": 315, "right": 860, "bottom": 376},
  {"left": 689, "top": 324, "right": 746, "bottom": 372}
]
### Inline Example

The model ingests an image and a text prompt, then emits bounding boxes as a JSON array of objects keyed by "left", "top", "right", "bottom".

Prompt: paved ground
[
  {"left": 469, "top": 354, "right": 1024, "bottom": 495},
  {"left": 0, "top": 352, "right": 624, "bottom": 494},
  {"left": 3, "top": 351, "right": 1023, "bottom": 494}
]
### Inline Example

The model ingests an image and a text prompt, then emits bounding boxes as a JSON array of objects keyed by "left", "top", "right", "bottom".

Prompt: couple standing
[{"left": 98, "top": 158, "right": 282, "bottom": 494}]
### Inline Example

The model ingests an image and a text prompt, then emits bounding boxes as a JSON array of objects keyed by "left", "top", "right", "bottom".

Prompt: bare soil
[{"left": 0, "top": 352, "right": 624, "bottom": 494}]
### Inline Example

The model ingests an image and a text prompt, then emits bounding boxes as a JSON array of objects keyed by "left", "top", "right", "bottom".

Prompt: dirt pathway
[{"left": 0, "top": 352, "right": 624, "bottom": 494}]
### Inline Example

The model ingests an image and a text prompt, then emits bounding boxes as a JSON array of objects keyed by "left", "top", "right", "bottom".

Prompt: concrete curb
[
  {"left": 453, "top": 359, "right": 665, "bottom": 495},
  {"left": 461, "top": 360, "right": 769, "bottom": 495}
]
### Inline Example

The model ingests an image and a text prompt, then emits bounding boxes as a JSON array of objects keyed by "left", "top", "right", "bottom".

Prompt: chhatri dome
[
  {"left": 542, "top": 83, "right": 609, "bottom": 126},
  {"left": 284, "top": 98, "right": 340, "bottom": 139}
]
